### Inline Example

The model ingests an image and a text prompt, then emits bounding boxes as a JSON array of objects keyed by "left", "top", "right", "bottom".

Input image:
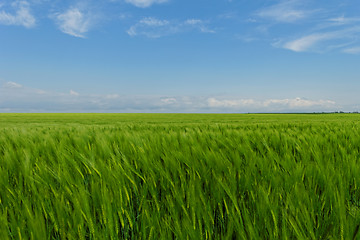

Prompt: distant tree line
[{"left": 314, "top": 111, "right": 359, "bottom": 114}]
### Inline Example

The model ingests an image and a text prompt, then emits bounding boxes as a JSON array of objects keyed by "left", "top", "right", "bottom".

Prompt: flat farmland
[{"left": 1, "top": 114, "right": 360, "bottom": 239}]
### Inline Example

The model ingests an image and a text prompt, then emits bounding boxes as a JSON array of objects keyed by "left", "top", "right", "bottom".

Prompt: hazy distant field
[{"left": 1, "top": 114, "right": 360, "bottom": 239}]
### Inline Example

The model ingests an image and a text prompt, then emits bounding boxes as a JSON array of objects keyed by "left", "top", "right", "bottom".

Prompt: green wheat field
[{"left": 1, "top": 113, "right": 360, "bottom": 239}]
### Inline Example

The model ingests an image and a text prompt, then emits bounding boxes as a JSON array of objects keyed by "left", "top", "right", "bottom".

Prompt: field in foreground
[{"left": 1, "top": 113, "right": 360, "bottom": 239}]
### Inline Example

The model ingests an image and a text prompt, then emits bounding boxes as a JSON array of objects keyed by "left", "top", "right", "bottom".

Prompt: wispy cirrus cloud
[
  {"left": 256, "top": 0, "right": 311, "bottom": 23},
  {"left": 0, "top": 1, "right": 36, "bottom": 28},
  {"left": 125, "top": 0, "right": 168, "bottom": 8},
  {"left": 249, "top": 1, "right": 360, "bottom": 54},
  {"left": 127, "top": 17, "right": 171, "bottom": 37},
  {"left": 279, "top": 25, "right": 360, "bottom": 52},
  {"left": 184, "top": 19, "right": 215, "bottom": 33},
  {"left": 343, "top": 46, "right": 360, "bottom": 54},
  {"left": 327, "top": 16, "right": 360, "bottom": 26},
  {"left": 53, "top": 7, "right": 94, "bottom": 38},
  {"left": 281, "top": 33, "right": 334, "bottom": 52},
  {"left": 127, "top": 17, "right": 215, "bottom": 38}
]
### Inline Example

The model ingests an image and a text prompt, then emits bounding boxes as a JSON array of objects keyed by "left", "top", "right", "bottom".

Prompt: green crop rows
[{"left": 1, "top": 114, "right": 360, "bottom": 239}]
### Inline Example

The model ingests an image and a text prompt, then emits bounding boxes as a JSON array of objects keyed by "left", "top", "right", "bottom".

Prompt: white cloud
[
  {"left": 256, "top": 0, "right": 309, "bottom": 23},
  {"left": 105, "top": 94, "right": 120, "bottom": 99},
  {"left": 54, "top": 7, "right": 92, "bottom": 38},
  {"left": 263, "top": 98, "right": 335, "bottom": 108},
  {"left": 125, "top": 0, "right": 168, "bottom": 8},
  {"left": 0, "top": 1, "right": 36, "bottom": 28},
  {"left": 0, "top": 82, "right": 340, "bottom": 113},
  {"left": 70, "top": 90, "right": 79, "bottom": 96},
  {"left": 207, "top": 98, "right": 255, "bottom": 108},
  {"left": 184, "top": 19, "right": 202, "bottom": 25},
  {"left": 3, "top": 81, "right": 23, "bottom": 88},
  {"left": 280, "top": 26, "right": 360, "bottom": 52},
  {"left": 140, "top": 17, "right": 169, "bottom": 26},
  {"left": 282, "top": 33, "right": 333, "bottom": 52},
  {"left": 250, "top": 1, "right": 360, "bottom": 54},
  {"left": 127, "top": 17, "right": 214, "bottom": 38},
  {"left": 313, "top": 16, "right": 360, "bottom": 31},
  {"left": 184, "top": 19, "right": 215, "bottom": 33},
  {"left": 255, "top": 2, "right": 360, "bottom": 54},
  {"left": 343, "top": 46, "right": 360, "bottom": 54},
  {"left": 207, "top": 97, "right": 336, "bottom": 111},
  {"left": 161, "top": 97, "right": 177, "bottom": 104},
  {"left": 127, "top": 17, "right": 172, "bottom": 38},
  {"left": 36, "top": 89, "right": 46, "bottom": 94},
  {"left": 328, "top": 16, "right": 360, "bottom": 25}
]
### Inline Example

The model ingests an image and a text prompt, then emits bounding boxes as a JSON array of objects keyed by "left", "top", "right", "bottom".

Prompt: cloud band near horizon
[{"left": 0, "top": 81, "right": 340, "bottom": 113}]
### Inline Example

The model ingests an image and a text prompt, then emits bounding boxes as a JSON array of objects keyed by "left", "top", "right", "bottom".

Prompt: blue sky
[{"left": 0, "top": 0, "right": 359, "bottom": 112}]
